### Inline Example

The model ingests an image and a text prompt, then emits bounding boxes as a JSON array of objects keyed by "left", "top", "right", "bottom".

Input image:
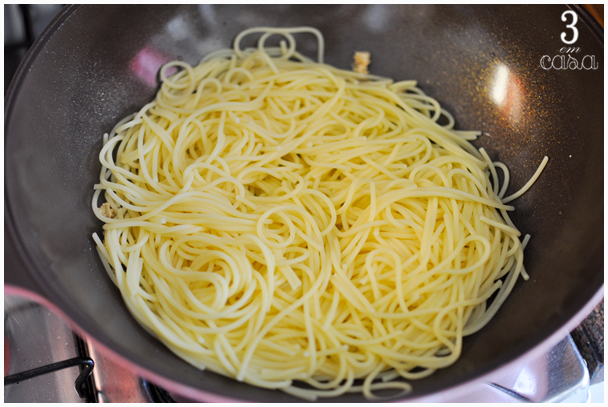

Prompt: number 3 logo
[{"left": 561, "top": 10, "right": 578, "bottom": 44}]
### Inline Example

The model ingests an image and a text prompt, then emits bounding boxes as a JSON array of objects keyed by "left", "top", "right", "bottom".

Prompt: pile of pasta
[{"left": 93, "top": 27, "right": 547, "bottom": 399}]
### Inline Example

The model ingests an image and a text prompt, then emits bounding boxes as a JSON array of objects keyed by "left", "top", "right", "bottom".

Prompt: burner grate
[{"left": 4, "top": 357, "right": 95, "bottom": 400}]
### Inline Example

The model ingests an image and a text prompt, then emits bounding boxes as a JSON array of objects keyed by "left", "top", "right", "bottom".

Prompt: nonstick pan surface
[{"left": 5, "top": 5, "right": 603, "bottom": 402}]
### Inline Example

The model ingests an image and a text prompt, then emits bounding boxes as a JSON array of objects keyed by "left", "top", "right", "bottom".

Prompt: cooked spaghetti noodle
[{"left": 92, "top": 27, "right": 547, "bottom": 400}]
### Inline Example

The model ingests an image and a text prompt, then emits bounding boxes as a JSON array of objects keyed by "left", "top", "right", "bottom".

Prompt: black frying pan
[{"left": 5, "top": 5, "right": 603, "bottom": 402}]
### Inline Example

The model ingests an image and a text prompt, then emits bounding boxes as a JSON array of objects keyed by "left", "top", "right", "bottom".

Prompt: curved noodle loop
[{"left": 92, "top": 27, "right": 544, "bottom": 400}]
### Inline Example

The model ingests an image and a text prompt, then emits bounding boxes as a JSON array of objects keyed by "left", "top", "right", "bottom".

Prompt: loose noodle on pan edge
[{"left": 92, "top": 27, "right": 548, "bottom": 400}]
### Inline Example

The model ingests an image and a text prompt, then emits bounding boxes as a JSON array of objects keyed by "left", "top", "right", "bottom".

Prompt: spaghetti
[{"left": 92, "top": 27, "right": 547, "bottom": 400}]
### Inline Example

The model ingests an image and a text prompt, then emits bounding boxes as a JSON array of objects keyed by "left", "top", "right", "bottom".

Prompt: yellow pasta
[{"left": 92, "top": 27, "right": 547, "bottom": 400}]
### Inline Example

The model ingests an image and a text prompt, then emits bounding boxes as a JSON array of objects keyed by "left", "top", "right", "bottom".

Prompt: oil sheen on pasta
[{"left": 92, "top": 27, "right": 548, "bottom": 400}]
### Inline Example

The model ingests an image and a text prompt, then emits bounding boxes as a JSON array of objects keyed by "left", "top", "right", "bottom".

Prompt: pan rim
[{"left": 5, "top": 283, "right": 604, "bottom": 402}]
